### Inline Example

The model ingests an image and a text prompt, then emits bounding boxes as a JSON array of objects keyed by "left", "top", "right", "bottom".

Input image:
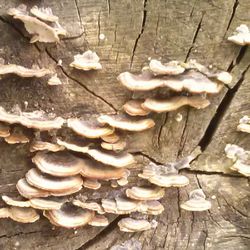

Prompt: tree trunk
[{"left": 0, "top": 0, "right": 249, "bottom": 249}]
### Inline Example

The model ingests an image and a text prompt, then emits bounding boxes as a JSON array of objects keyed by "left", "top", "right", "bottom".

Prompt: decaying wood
[{"left": 0, "top": 0, "right": 249, "bottom": 249}]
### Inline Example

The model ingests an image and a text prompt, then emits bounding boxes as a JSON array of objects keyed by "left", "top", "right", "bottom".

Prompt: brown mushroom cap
[
  {"left": 228, "top": 24, "right": 250, "bottom": 46},
  {"left": 4, "top": 128, "right": 30, "bottom": 144},
  {"left": 9, "top": 206, "right": 40, "bottom": 223},
  {"left": 30, "top": 6, "right": 59, "bottom": 22},
  {"left": 101, "top": 140, "right": 127, "bottom": 151},
  {"left": 98, "top": 114, "right": 155, "bottom": 132},
  {"left": 87, "top": 148, "right": 135, "bottom": 168},
  {"left": 101, "top": 132, "right": 120, "bottom": 143},
  {"left": 70, "top": 51, "right": 102, "bottom": 71},
  {"left": 2, "top": 195, "right": 30, "bottom": 207},
  {"left": 16, "top": 178, "right": 50, "bottom": 199},
  {"left": 67, "top": 118, "right": 114, "bottom": 138},
  {"left": 56, "top": 138, "right": 89, "bottom": 154},
  {"left": 148, "top": 174, "right": 190, "bottom": 187},
  {"left": 30, "top": 140, "right": 65, "bottom": 152},
  {"left": 80, "top": 158, "right": 129, "bottom": 180},
  {"left": 142, "top": 96, "right": 210, "bottom": 113},
  {"left": 118, "top": 218, "right": 151, "bottom": 232},
  {"left": 0, "top": 107, "right": 65, "bottom": 131},
  {"left": 149, "top": 59, "right": 185, "bottom": 75},
  {"left": 44, "top": 203, "right": 95, "bottom": 228},
  {"left": 114, "top": 197, "right": 139, "bottom": 214},
  {"left": 126, "top": 186, "right": 165, "bottom": 201},
  {"left": 82, "top": 179, "right": 101, "bottom": 190},
  {"left": 180, "top": 189, "right": 211, "bottom": 211},
  {"left": 144, "top": 200, "right": 164, "bottom": 215},
  {"left": 0, "top": 122, "right": 10, "bottom": 137},
  {"left": 32, "top": 151, "right": 86, "bottom": 177},
  {"left": 29, "top": 197, "right": 64, "bottom": 210},
  {"left": 88, "top": 215, "right": 109, "bottom": 227},
  {"left": 123, "top": 100, "right": 150, "bottom": 116},
  {"left": 25, "top": 168, "right": 83, "bottom": 192},
  {"left": 73, "top": 200, "right": 105, "bottom": 214}
]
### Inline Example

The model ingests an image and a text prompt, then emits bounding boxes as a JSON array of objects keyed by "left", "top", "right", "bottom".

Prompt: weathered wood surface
[{"left": 0, "top": 0, "right": 249, "bottom": 249}]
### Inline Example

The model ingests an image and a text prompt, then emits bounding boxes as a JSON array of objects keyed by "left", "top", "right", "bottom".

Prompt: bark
[{"left": 0, "top": 0, "right": 249, "bottom": 249}]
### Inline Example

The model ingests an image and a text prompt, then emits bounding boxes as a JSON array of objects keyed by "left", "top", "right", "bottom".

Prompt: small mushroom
[
  {"left": 101, "top": 140, "right": 127, "bottom": 151},
  {"left": 48, "top": 74, "right": 62, "bottom": 86},
  {"left": 126, "top": 186, "right": 165, "bottom": 201},
  {"left": 231, "top": 160, "right": 250, "bottom": 177},
  {"left": 32, "top": 151, "right": 86, "bottom": 177},
  {"left": 70, "top": 50, "right": 102, "bottom": 71},
  {"left": 88, "top": 215, "right": 109, "bottom": 227},
  {"left": 56, "top": 138, "right": 89, "bottom": 154},
  {"left": 0, "top": 122, "right": 10, "bottom": 138},
  {"left": 0, "top": 208, "right": 10, "bottom": 218},
  {"left": 87, "top": 148, "right": 135, "bottom": 168},
  {"left": 123, "top": 100, "right": 150, "bottom": 116},
  {"left": 101, "top": 132, "right": 120, "bottom": 143},
  {"left": 25, "top": 168, "right": 83, "bottom": 193},
  {"left": 118, "top": 218, "right": 151, "bottom": 232},
  {"left": 29, "top": 197, "right": 64, "bottom": 210},
  {"left": 30, "top": 140, "right": 65, "bottom": 152},
  {"left": 2, "top": 195, "right": 30, "bottom": 207},
  {"left": 237, "top": 116, "right": 250, "bottom": 133},
  {"left": 149, "top": 59, "right": 185, "bottom": 75},
  {"left": 180, "top": 189, "right": 211, "bottom": 211},
  {"left": 9, "top": 207, "right": 40, "bottom": 223},
  {"left": 67, "top": 118, "right": 114, "bottom": 138},
  {"left": 44, "top": 203, "right": 95, "bottom": 228},
  {"left": 142, "top": 96, "right": 210, "bottom": 113},
  {"left": 98, "top": 114, "right": 155, "bottom": 132},
  {"left": 82, "top": 179, "right": 101, "bottom": 190},
  {"left": 4, "top": 127, "right": 30, "bottom": 144},
  {"left": 225, "top": 144, "right": 249, "bottom": 162},
  {"left": 73, "top": 200, "right": 105, "bottom": 214},
  {"left": 228, "top": 24, "right": 250, "bottom": 46},
  {"left": 30, "top": 6, "right": 59, "bottom": 22}
]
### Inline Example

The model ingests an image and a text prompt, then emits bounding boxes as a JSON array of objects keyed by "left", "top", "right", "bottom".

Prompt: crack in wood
[
  {"left": 157, "top": 113, "right": 168, "bottom": 148},
  {"left": 74, "top": 0, "right": 84, "bottom": 33},
  {"left": 107, "top": 0, "right": 111, "bottom": 15},
  {"left": 226, "top": 0, "right": 239, "bottom": 31}
]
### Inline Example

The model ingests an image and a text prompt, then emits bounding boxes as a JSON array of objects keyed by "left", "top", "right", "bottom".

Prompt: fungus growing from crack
[
  {"left": 32, "top": 151, "right": 86, "bottom": 177},
  {"left": 82, "top": 179, "right": 101, "bottom": 190},
  {"left": 0, "top": 107, "right": 65, "bottom": 131},
  {"left": 87, "top": 148, "right": 135, "bottom": 168},
  {"left": 118, "top": 70, "right": 223, "bottom": 93},
  {"left": 101, "top": 132, "right": 120, "bottom": 143},
  {"left": 88, "top": 215, "right": 109, "bottom": 227},
  {"left": 67, "top": 118, "right": 114, "bottom": 138},
  {"left": 228, "top": 24, "right": 250, "bottom": 46},
  {"left": 101, "top": 140, "right": 127, "bottom": 151},
  {"left": 142, "top": 96, "right": 210, "bottom": 113},
  {"left": 56, "top": 138, "right": 90, "bottom": 154},
  {"left": 149, "top": 59, "right": 185, "bottom": 75},
  {"left": 0, "top": 122, "right": 10, "bottom": 138},
  {"left": 7, "top": 5, "right": 66, "bottom": 43},
  {"left": 30, "top": 6, "right": 59, "bottom": 22},
  {"left": 98, "top": 114, "right": 155, "bottom": 132},
  {"left": 73, "top": 200, "right": 105, "bottom": 214},
  {"left": 118, "top": 218, "right": 152, "bottom": 232},
  {"left": 123, "top": 100, "right": 150, "bottom": 116},
  {"left": 4, "top": 127, "right": 30, "bottom": 144},
  {"left": 25, "top": 168, "right": 83, "bottom": 193},
  {"left": 180, "top": 189, "right": 211, "bottom": 211},
  {"left": 48, "top": 74, "right": 62, "bottom": 86},
  {"left": 237, "top": 116, "right": 250, "bottom": 133},
  {"left": 30, "top": 140, "right": 65, "bottom": 152},
  {"left": 126, "top": 186, "right": 165, "bottom": 201},
  {"left": 44, "top": 203, "right": 94, "bottom": 228},
  {"left": 70, "top": 51, "right": 102, "bottom": 71}
]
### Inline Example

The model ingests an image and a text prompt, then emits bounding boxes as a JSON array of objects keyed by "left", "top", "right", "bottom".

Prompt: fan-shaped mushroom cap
[
  {"left": 30, "top": 141, "right": 65, "bottom": 152},
  {"left": 118, "top": 218, "right": 151, "bottom": 232},
  {"left": 101, "top": 199, "right": 119, "bottom": 214},
  {"left": 142, "top": 96, "right": 210, "bottom": 113},
  {"left": 67, "top": 118, "right": 114, "bottom": 138},
  {"left": 4, "top": 128, "right": 29, "bottom": 144},
  {"left": 101, "top": 140, "right": 127, "bottom": 151},
  {"left": 118, "top": 70, "right": 223, "bottom": 94},
  {"left": 228, "top": 24, "right": 250, "bottom": 46},
  {"left": 32, "top": 152, "right": 85, "bottom": 177},
  {"left": 56, "top": 138, "right": 89, "bottom": 154},
  {"left": 0, "top": 64, "right": 52, "bottom": 78},
  {"left": 44, "top": 204, "right": 94, "bottom": 228},
  {"left": 88, "top": 215, "right": 109, "bottom": 227},
  {"left": 115, "top": 197, "right": 139, "bottom": 214},
  {"left": 149, "top": 60, "right": 185, "bottom": 75},
  {"left": 0, "top": 208, "right": 10, "bottom": 218},
  {"left": 48, "top": 74, "right": 62, "bottom": 86},
  {"left": 2, "top": 195, "right": 30, "bottom": 207},
  {"left": 225, "top": 144, "right": 249, "bottom": 162},
  {"left": 0, "top": 107, "right": 64, "bottom": 131},
  {"left": 98, "top": 114, "right": 155, "bottom": 132},
  {"left": 123, "top": 100, "right": 150, "bottom": 116},
  {"left": 230, "top": 160, "right": 250, "bottom": 177},
  {"left": 16, "top": 178, "right": 50, "bottom": 199},
  {"left": 101, "top": 132, "right": 120, "bottom": 143},
  {"left": 87, "top": 148, "right": 135, "bottom": 168},
  {"left": 9, "top": 207, "right": 40, "bottom": 223},
  {"left": 126, "top": 186, "right": 165, "bottom": 201},
  {"left": 80, "top": 158, "right": 129, "bottom": 180},
  {"left": 73, "top": 200, "right": 105, "bottom": 214},
  {"left": 29, "top": 197, "right": 64, "bottom": 210},
  {"left": 70, "top": 51, "right": 102, "bottom": 71},
  {"left": 180, "top": 189, "right": 211, "bottom": 211},
  {"left": 83, "top": 179, "right": 101, "bottom": 190},
  {"left": 143, "top": 200, "right": 164, "bottom": 215},
  {"left": 237, "top": 116, "right": 250, "bottom": 133},
  {"left": 0, "top": 122, "right": 10, "bottom": 137},
  {"left": 26, "top": 168, "right": 83, "bottom": 193},
  {"left": 30, "top": 6, "right": 59, "bottom": 22},
  {"left": 148, "top": 174, "right": 189, "bottom": 187}
]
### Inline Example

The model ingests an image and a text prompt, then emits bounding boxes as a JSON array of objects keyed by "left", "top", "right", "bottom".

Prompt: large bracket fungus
[{"left": 228, "top": 24, "right": 250, "bottom": 46}]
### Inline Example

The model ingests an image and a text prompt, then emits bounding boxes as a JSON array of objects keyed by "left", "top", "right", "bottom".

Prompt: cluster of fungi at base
[{"left": 1, "top": 4, "right": 247, "bottom": 233}]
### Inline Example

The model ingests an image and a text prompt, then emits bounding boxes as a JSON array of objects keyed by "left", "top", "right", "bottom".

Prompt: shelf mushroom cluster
[{"left": 119, "top": 59, "right": 232, "bottom": 115}]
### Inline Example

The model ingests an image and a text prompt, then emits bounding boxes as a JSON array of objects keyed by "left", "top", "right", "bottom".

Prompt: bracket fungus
[
  {"left": 237, "top": 116, "right": 250, "bottom": 133},
  {"left": 0, "top": 122, "right": 10, "bottom": 138},
  {"left": 2, "top": 195, "right": 30, "bottom": 208},
  {"left": 44, "top": 203, "right": 94, "bottom": 228},
  {"left": 228, "top": 24, "right": 250, "bottom": 46},
  {"left": 82, "top": 179, "right": 101, "bottom": 190},
  {"left": 101, "top": 140, "right": 127, "bottom": 151},
  {"left": 101, "top": 132, "right": 120, "bottom": 143},
  {"left": 30, "top": 140, "right": 65, "bottom": 152},
  {"left": 142, "top": 96, "right": 210, "bottom": 113},
  {"left": 180, "top": 189, "right": 211, "bottom": 211},
  {"left": 118, "top": 218, "right": 152, "bottom": 232},
  {"left": 98, "top": 114, "right": 155, "bottom": 132},
  {"left": 123, "top": 100, "right": 151, "bottom": 116},
  {"left": 88, "top": 215, "right": 109, "bottom": 227},
  {"left": 4, "top": 127, "right": 30, "bottom": 144},
  {"left": 70, "top": 51, "right": 102, "bottom": 71},
  {"left": 56, "top": 138, "right": 90, "bottom": 154},
  {"left": 30, "top": 6, "right": 59, "bottom": 22},
  {"left": 73, "top": 200, "right": 105, "bottom": 214},
  {"left": 67, "top": 118, "right": 114, "bottom": 138},
  {"left": 126, "top": 186, "right": 165, "bottom": 201}
]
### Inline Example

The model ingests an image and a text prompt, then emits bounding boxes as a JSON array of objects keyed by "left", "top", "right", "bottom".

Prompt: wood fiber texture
[{"left": 0, "top": 0, "right": 249, "bottom": 249}]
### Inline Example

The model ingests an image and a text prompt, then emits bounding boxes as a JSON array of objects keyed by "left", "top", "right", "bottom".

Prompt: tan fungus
[{"left": 123, "top": 100, "right": 150, "bottom": 116}]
